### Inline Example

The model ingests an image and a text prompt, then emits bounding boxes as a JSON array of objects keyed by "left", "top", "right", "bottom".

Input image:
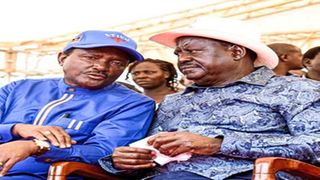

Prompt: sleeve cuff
[
  {"left": 35, "top": 145, "right": 77, "bottom": 162},
  {"left": 98, "top": 155, "right": 145, "bottom": 177},
  {"left": 98, "top": 155, "right": 127, "bottom": 175},
  {"left": 0, "top": 124, "right": 16, "bottom": 143}
]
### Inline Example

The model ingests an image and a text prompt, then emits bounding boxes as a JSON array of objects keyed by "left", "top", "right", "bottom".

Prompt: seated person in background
[
  {"left": 100, "top": 17, "right": 320, "bottom": 179},
  {"left": 127, "top": 58, "right": 179, "bottom": 104},
  {"left": 302, "top": 46, "right": 320, "bottom": 81},
  {"left": 268, "top": 43, "right": 303, "bottom": 76},
  {"left": 0, "top": 30, "right": 155, "bottom": 179}
]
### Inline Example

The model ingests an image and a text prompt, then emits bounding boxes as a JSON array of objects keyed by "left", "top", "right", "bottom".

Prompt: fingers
[
  {"left": 158, "top": 141, "right": 189, "bottom": 156},
  {"left": 167, "top": 144, "right": 190, "bottom": 156},
  {"left": 11, "top": 124, "right": 75, "bottom": 148},
  {"left": 147, "top": 132, "right": 170, "bottom": 144},
  {"left": 148, "top": 132, "right": 196, "bottom": 156},
  {"left": 49, "top": 127, "right": 73, "bottom": 148},
  {"left": 114, "top": 163, "right": 156, "bottom": 170},
  {"left": 39, "top": 130, "right": 59, "bottom": 146},
  {"left": 149, "top": 132, "right": 179, "bottom": 149},
  {"left": 115, "top": 147, "right": 155, "bottom": 158},
  {"left": 114, "top": 148, "right": 155, "bottom": 160},
  {"left": 0, "top": 140, "right": 42, "bottom": 176},
  {"left": 39, "top": 126, "right": 75, "bottom": 148},
  {"left": 112, "top": 147, "right": 156, "bottom": 170},
  {"left": 31, "top": 131, "right": 48, "bottom": 141},
  {"left": 0, "top": 159, "right": 13, "bottom": 176},
  {"left": 71, "top": 140, "right": 77, "bottom": 144},
  {"left": 0, "top": 160, "right": 6, "bottom": 176}
]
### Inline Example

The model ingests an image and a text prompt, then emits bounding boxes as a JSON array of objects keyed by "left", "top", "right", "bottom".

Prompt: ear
[
  {"left": 229, "top": 45, "right": 246, "bottom": 61},
  {"left": 57, "top": 52, "right": 68, "bottom": 66},
  {"left": 302, "top": 58, "right": 312, "bottom": 69},
  {"left": 164, "top": 71, "right": 170, "bottom": 79},
  {"left": 279, "top": 54, "right": 289, "bottom": 62}
]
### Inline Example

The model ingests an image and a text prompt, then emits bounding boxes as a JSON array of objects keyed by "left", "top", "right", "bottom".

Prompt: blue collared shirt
[
  {"left": 100, "top": 67, "right": 320, "bottom": 179},
  {"left": 0, "top": 78, "right": 155, "bottom": 177}
]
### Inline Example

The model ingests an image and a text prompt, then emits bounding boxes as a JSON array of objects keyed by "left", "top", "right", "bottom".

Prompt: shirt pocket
[{"left": 47, "top": 117, "right": 95, "bottom": 136}]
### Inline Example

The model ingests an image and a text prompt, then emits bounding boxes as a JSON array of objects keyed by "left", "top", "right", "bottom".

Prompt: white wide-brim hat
[{"left": 150, "top": 17, "right": 278, "bottom": 69}]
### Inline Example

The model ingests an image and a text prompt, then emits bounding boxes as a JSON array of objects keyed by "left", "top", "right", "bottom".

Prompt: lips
[
  {"left": 179, "top": 62, "right": 198, "bottom": 70},
  {"left": 135, "top": 80, "right": 151, "bottom": 85},
  {"left": 87, "top": 72, "right": 107, "bottom": 80},
  {"left": 180, "top": 65, "right": 197, "bottom": 73},
  {"left": 180, "top": 66, "right": 194, "bottom": 70}
]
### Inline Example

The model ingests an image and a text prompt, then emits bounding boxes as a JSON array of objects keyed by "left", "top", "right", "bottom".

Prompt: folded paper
[{"left": 129, "top": 136, "right": 192, "bottom": 166}]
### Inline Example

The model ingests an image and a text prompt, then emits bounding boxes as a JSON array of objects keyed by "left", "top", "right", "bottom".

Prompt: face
[
  {"left": 58, "top": 47, "right": 129, "bottom": 90},
  {"left": 174, "top": 37, "right": 236, "bottom": 86},
  {"left": 307, "top": 53, "right": 320, "bottom": 73},
  {"left": 131, "top": 62, "right": 169, "bottom": 89},
  {"left": 287, "top": 47, "right": 303, "bottom": 69}
]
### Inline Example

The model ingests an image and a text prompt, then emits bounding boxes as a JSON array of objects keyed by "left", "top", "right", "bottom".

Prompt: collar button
[{"left": 68, "top": 88, "right": 75, "bottom": 92}]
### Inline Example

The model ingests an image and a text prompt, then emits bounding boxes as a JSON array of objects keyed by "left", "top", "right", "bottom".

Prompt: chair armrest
[
  {"left": 47, "top": 161, "right": 120, "bottom": 180},
  {"left": 253, "top": 157, "right": 320, "bottom": 180}
]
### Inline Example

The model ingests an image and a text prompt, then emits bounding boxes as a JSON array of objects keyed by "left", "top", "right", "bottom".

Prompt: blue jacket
[{"left": 0, "top": 78, "right": 155, "bottom": 177}]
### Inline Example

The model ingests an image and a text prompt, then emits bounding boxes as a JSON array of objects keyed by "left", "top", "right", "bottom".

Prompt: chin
[
  {"left": 140, "top": 85, "right": 154, "bottom": 89},
  {"left": 84, "top": 85, "right": 105, "bottom": 90},
  {"left": 81, "top": 82, "right": 109, "bottom": 90},
  {"left": 184, "top": 74, "right": 198, "bottom": 80}
]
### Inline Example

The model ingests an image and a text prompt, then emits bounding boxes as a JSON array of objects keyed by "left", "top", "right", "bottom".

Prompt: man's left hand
[
  {"left": 0, "top": 140, "right": 38, "bottom": 176},
  {"left": 148, "top": 132, "right": 222, "bottom": 157}
]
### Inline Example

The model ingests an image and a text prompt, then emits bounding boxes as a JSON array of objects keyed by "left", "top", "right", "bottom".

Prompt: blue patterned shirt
[{"left": 100, "top": 67, "right": 320, "bottom": 179}]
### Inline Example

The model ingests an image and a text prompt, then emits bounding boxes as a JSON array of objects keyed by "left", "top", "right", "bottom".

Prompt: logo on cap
[
  {"left": 69, "top": 35, "right": 82, "bottom": 44},
  {"left": 105, "top": 33, "right": 129, "bottom": 43}
]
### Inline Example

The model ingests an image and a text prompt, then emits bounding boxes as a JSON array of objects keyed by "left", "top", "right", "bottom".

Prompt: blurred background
[{"left": 1, "top": 0, "right": 319, "bottom": 86}]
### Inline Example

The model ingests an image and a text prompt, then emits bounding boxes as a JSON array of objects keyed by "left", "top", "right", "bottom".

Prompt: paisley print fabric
[
  {"left": 149, "top": 67, "right": 320, "bottom": 179},
  {"left": 100, "top": 67, "right": 320, "bottom": 179}
]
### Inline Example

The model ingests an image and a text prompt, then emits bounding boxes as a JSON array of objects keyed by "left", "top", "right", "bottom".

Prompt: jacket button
[
  {"left": 68, "top": 88, "right": 75, "bottom": 92},
  {"left": 44, "top": 159, "right": 52, "bottom": 162}
]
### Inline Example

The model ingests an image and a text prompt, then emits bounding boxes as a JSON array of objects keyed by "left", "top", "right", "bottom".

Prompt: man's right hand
[
  {"left": 112, "top": 147, "right": 156, "bottom": 170},
  {"left": 0, "top": 140, "right": 39, "bottom": 176},
  {"left": 12, "top": 124, "right": 76, "bottom": 148}
]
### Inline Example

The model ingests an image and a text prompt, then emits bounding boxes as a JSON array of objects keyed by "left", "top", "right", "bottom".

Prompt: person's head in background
[
  {"left": 127, "top": 58, "right": 178, "bottom": 103},
  {"left": 302, "top": 46, "right": 320, "bottom": 81},
  {"left": 268, "top": 43, "right": 303, "bottom": 76}
]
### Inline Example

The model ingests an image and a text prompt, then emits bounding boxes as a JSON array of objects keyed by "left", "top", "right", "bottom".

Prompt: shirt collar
[
  {"left": 236, "top": 66, "right": 275, "bottom": 86},
  {"left": 183, "top": 66, "right": 275, "bottom": 94}
]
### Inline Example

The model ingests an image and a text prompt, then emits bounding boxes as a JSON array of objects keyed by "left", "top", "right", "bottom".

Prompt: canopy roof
[{"left": 0, "top": 0, "right": 320, "bottom": 83}]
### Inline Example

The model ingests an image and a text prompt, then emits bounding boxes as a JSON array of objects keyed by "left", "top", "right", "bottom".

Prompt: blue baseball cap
[{"left": 63, "top": 30, "right": 144, "bottom": 62}]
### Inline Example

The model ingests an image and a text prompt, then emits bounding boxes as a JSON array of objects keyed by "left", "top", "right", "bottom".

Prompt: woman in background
[
  {"left": 302, "top": 46, "right": 320, "bottom": 81},
  {"left": 127, "top": 58, "right": 178, "bottom": 104}
]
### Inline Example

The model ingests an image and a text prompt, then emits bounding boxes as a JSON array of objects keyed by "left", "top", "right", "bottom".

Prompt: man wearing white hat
[{"left": 100, "top": 18, "right": 320, "bottom": 179}]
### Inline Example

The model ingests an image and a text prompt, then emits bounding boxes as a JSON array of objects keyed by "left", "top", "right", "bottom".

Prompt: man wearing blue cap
[{"left": 0, "top": 30, "right": 155, "bottom": 179}]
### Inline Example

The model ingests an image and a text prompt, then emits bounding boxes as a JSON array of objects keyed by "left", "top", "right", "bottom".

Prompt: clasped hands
[
  {"left": 0, "top": 124, "right": 75, "bottom": 176},
  {"left": 112, "top": 131, "right": 223, "bottom": 170}
]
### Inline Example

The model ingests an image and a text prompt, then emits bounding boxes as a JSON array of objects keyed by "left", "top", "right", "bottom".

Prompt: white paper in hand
[{"left": 129, "top": 136, "right": 192, "bottom": 166}]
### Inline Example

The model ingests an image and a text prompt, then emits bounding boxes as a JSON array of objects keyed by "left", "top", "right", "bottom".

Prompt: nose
[
  {"left": 178, "top": 52, "right": 192, "bottom": 63},
  {"left": 92, "top": 60, "right": 109, "bottom": 71}
]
